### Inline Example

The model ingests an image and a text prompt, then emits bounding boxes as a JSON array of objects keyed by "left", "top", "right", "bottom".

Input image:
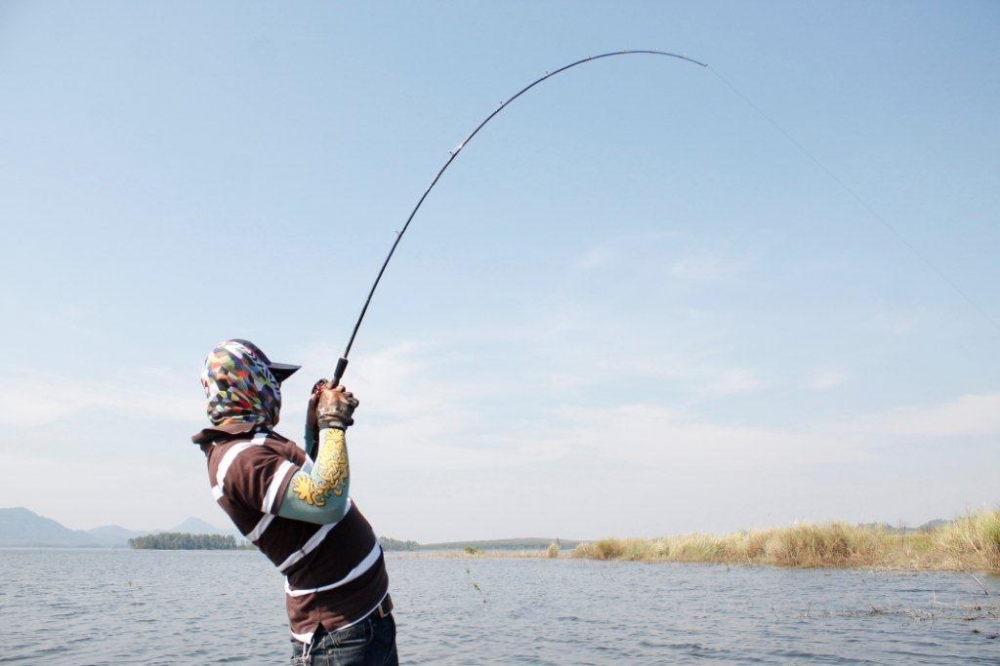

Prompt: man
[{"left": 192, "top": 339, "right": 397, "bottom": 665}]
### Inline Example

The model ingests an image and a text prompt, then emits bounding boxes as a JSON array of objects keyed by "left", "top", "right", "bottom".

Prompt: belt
[
  {"left": 372, "top": 593, "right": 393, "bottom": 620},
  {"left": 309, "top": 594, "right": 394, "bottom": 643}
]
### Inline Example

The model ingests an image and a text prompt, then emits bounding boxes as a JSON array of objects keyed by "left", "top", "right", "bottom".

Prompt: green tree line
[{"left": 129, "top": 532, "right": 244, "bottom": 550}]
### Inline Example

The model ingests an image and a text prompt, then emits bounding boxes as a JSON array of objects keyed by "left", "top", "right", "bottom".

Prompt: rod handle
[{"left": 331, "top": 357, "right": 349, "bottom": 388}]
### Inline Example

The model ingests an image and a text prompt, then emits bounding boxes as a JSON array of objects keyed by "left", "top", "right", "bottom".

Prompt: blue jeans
[{"left": 290, "top": 613, "right": 398, "bottom": 666}]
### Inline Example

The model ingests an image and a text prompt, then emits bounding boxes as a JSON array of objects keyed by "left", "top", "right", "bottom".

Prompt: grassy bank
[{"left": 571, "top": 511, "right": 1000, "bottom": 572}]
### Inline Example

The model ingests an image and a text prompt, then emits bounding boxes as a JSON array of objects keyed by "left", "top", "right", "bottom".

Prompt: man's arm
[
  {"left": 278, "top": 426, "right": 351, "bottom": 524},
  {"left": 277, "top": 384, "right": 359, "bottom": 525}
]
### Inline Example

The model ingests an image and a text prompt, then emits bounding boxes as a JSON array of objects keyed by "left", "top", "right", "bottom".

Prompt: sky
[{"left": 1, "top": 2, "right": 998, "bottom": 543}]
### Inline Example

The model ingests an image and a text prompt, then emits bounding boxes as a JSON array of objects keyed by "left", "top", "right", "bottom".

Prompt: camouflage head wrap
[{"left": 200, "top": 340, "right": 282, "bottom": 427}]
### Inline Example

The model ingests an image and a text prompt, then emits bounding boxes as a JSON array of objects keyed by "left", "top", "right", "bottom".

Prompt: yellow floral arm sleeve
[{"left": 278, "top": 428, "right": 351, "bottom": 525}]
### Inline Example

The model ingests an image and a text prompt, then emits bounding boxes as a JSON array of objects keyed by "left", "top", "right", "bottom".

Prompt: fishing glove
[{"left": 316, "top": 384, "right": 360, "bottom": 430}]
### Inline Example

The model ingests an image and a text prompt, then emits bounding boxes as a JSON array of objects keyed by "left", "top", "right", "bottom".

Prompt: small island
[{"left": 128, "top": 532, "right": 249, "bottom": 550}]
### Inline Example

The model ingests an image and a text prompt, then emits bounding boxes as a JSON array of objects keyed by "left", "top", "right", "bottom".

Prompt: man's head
[{"left": 200, "top": 339, "right": 301, "bottom": 427}]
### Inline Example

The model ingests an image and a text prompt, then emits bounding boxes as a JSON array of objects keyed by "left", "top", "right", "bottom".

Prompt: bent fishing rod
[{"left": 329, "top": 50, "right": 708, "bottom": 387}]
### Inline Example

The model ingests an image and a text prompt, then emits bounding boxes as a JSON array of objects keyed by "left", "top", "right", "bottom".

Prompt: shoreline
[
  {"left": 395, "top": 510, "right": 1000, "bottom": 574},
  {"left": 570, "top": 511, "right": 1000, "bottom": 573}
]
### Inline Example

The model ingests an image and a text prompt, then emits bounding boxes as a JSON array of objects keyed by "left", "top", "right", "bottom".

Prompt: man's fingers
[{"left": 330, "top": 386, "right": 357, "bottom": 405}]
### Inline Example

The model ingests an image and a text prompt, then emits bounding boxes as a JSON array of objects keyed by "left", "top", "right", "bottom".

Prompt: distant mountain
[
  {"left": 0, "top": 507, "right": 574, "bottom": 552},
  {"left": 0, "top": 508, "right": 236, "bottom": 548},
  {"left": 0, "top": 507, "right": 98, "bottom": 547},
  {"left": 169, "top": 517, "right": 236, "bottom": 536},
  {"left": 86, "top": 524, "right": 148, "bottom": 547}
]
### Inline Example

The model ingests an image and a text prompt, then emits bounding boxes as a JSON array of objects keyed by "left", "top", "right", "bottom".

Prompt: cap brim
[{"left": 268, "top": 363, "right": 301, "bottom": 382}]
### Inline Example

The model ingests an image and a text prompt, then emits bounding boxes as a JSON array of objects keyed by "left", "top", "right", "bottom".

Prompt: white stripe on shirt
[
  {"left": 276, "top": 499, "right": 353, "bottom": 573},
  {"left": 246, "top": 513, "right": 275, "bottom": 543},
  {"left": 243, "top": 460, "right": 296, "bottom": 543},
  {"left": 262, "top": 460, "right": 295, "bottom": 515},
  {"left": 284, "top": 541, "right": 382, "bottom": 598},
  {"left": 210, "top": 432, "right": 268, "bottom": 501}
]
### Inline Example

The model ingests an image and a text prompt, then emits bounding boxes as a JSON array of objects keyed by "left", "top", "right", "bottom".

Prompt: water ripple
[{"left": 1, "top": 550, "right": 999, "bottom": 664}]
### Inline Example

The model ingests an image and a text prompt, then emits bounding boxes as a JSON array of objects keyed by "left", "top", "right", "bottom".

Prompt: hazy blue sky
[{"left": 1, "top": 2, "right": 998, "bottom": 541}]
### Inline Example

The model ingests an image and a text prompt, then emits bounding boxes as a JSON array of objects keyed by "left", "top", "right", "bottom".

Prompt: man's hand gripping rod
[{"left": 328, "top": 50, "right": 707, "bottom": 387}]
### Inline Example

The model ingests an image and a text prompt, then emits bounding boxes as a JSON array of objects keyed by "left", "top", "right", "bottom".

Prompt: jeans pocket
[{"left": 331, "top": 620, "right": 373, "bottom": 648}]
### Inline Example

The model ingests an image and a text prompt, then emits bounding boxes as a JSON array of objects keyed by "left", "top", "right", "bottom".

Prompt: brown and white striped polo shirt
[{"left": 193, "top": 423, "right": 390, "bottom": 643}]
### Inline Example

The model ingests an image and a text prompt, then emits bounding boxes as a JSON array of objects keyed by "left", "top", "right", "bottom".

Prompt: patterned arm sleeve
[{"left": 278, "top": 427, "right": 351, "bottom": 525}]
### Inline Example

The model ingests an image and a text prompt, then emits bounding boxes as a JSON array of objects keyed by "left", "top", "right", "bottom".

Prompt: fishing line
[
  {"left": 707, "top": 66, "right": 1000, "bottom": 334},
  {"left": 328, "top": 50, "right": 708, "bottom": 386}
]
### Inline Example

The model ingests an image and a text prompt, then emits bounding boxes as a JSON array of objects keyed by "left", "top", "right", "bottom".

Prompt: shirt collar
[
  {"left": 191, "top": 422, "right": 290, "bottom": 446},
  {"left": 191, "top": 421, "right": 258, "bottom": 445}
]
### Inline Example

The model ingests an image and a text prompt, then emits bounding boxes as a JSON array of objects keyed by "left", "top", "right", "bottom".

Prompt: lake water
[{"left": 0, "top": 549, "right": 998, "bottom": 664}]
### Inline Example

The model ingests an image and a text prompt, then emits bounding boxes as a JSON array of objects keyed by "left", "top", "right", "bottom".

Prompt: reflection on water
[{"left": 0, "top": 549, "right": 997, "bottom": 664}]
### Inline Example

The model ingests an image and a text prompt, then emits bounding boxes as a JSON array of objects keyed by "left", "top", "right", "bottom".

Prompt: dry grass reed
[{"left": 572, "top": 510, "right": 1000, "bottom": 572}]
